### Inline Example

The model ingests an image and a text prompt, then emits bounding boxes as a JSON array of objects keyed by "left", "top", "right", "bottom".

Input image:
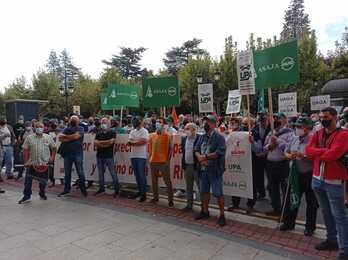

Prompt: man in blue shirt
[
  {"left": 194, "top": 115, "right": 226, "bottom": 227},
  {"left": 58, "top": 115, "right": 87, "bottom": 197}
]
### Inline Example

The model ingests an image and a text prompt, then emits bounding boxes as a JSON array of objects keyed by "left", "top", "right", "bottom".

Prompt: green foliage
[
  {"left": 4, "top": 76, "right": 32, "bottom": 100},
  {"left": 99, "top": 67, "right": 124, "bottom": 89},
  {"left": 102, "top": 47, "right": 147, "bottom": 79}
]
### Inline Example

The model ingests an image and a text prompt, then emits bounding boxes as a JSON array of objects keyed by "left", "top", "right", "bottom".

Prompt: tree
[
  {"left": 164, "top": 38, "right": 207, "bottom": 75},
  {"left": 58, "top": 49, "right": 80, "bottom": 88},
  {"left": 330, "top": 27, "right": 348, "bottom": 78},
  {"left": 102, "top": 47, "right": 147, "bottom": 79},
  {"left": 99, "top": 67, "right": 124, "bottom": 89},
  {"left": 4, "top": 76, "right": 32, "bottom": 100},
  {"left": 46, "top": 50, "right": 60, "bottom": 77},
  {"left": 281, "top": 0, "right": 310, "bottom": 40}
]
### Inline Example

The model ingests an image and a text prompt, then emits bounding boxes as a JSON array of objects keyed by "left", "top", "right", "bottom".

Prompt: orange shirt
[{"left": 149, "top": 132, "right": 171, "bottom": 163}]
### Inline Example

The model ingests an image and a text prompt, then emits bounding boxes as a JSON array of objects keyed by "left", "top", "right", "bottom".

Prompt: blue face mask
[
  {"left": 35, "top": 128, "right": 44, "bottom": 135},
  {"left": 156, "top": 122, "right": 163, "bottom": 132},
  {"left": 101, "top": 124, "right": 108, "bottom": 130}
]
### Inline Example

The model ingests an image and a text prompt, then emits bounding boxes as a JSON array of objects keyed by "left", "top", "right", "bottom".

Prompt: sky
[{"left": 0, "top": 0, "right": 347, "bottom": 91}]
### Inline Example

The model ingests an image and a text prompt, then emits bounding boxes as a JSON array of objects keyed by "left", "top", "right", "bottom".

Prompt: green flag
[
  {"left": 100, "top": 93, "right": 122, "bottom": 111},
  {"left": 106, "top": 84, "right": 140, "bottom": 108},
  {"left": 258, "top": 88, "right": 265, "bottom": 113},
  {"left": 289, "top": 161, "right": 300, "bottom": 210},
  {"left": 254, "top": 40, "right": 299, "bottom": 89},
  {"left": 142, "top": 76, "right": 180, "bottom": 108}
]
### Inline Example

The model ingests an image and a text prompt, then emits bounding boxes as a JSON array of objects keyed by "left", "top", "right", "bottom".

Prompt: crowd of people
[{"left": 1, "top": 107, "right": 348, "bottom": 259}]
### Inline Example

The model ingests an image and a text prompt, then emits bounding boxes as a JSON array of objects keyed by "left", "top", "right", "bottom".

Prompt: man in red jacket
[{"left": 306, "top": 107, "right": 348, "bottom": 260}]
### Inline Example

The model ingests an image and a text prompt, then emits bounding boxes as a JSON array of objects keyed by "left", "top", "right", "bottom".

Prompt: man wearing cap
[
  {"left": 128, "top": 116, "right": 149, "bottom": 202},
  {"left": 264, "top": 112, "right": 294, "bottom": 216},
  {"left": 148, "top": 117, "right": 174, "bottom": 207},
  {"left": 194, "top": 115, "right": 226, "bottom": 227},
  {"left": 280, "top": 117, "right": 319, "bottom": 236},
  {"left": 181, "top": 123, "right": 201, "bottom": 211},
  {"left": 306, "top": 107, "right": 348, "bottom": 259}
]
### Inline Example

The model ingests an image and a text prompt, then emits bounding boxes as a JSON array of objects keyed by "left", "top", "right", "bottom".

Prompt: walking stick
[{"left": 279, "top": 160, "right": 292, "bottom": 229}]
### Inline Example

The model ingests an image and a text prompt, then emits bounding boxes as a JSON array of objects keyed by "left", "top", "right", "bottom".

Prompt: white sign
[
  {"left": 226, "top": 90, "right": 242, "bottom": 114},
  {"left": 73, "top": 106, "right": 80, "bottom": 115},
  {"left": 54, "top": 133, "right": 253, "bottom": 199},
  {"left": 237, "top": 50, "right": 256, "bottom": 95},
  {"left": 278, "top": 92, "right": 297, "bottom": 117},
  {"left": 310, "top": 95, "right": 330, "bottom": 111},
  {"left": 198, "top": 83, "right": 214, "bottom": 113}
]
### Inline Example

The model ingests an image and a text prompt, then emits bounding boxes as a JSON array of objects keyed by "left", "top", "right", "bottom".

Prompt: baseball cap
[
  {"left": 294, "top": 117, "right": 313, "bottom": 128},
  {"left": 274, "top": 112, "right": 286, "bottom": 119}
]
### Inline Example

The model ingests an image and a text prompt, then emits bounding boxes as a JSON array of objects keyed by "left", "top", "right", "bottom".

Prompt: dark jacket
[{"left": 181, "top": 135, "right": 200, "bottom": 170}]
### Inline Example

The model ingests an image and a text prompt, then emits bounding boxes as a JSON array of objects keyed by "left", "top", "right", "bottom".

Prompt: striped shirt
[{"left": 23, "top": 134, "right": 56, "bottom": 165}]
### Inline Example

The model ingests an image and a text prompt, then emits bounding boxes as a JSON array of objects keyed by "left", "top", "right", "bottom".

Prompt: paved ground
[{"left": 0, "top": 189, "right": 297, "bottom": 260}]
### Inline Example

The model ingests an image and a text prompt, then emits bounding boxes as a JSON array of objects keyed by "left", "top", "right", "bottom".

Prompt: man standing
[
  {"left": 18, "top": 122, "right": 56, "bottom": 204},
  {"left": 58, "top": 116, "right": 87, "bottom": 197},
  {"left": 281, "top": 117, "right": 319, "bottom": 236},
  {"left": 194, "top": 115, "right": 226, "bottom": 227},
  {"left": 181, "top": 123, "right": 200, "bottom": 211},
  {"left": 94, "top": 118, "right": 119, "bottom": 197},
  {"left": 264, "top": 113, "right": 294, "bottom": 216},
  {"left": 128, "top": 116, "right": 149, "bottom": 202},
  {"left": 0, "top": 117, "right": 15, "bottom": 180},
  {"left": 306, "top": 107, "right": 348, "bottom": 259},
  {"left": 148, "top": 118, "right": 174, "bottom": 207}
]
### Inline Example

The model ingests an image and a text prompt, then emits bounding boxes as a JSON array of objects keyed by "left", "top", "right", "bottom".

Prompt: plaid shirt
[{"left": 23, "top": 134, "right": 55, "bottom": 165}]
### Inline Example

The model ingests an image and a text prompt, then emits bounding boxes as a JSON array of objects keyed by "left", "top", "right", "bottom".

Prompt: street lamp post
[{"left": 59, "top": 69, "right": 75, "bottom": 116}]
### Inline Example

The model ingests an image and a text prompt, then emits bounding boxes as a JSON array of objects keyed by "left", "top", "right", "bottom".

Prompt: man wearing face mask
[
  {"left": 94, "top": 118, "right": 119, "bottom": 197},
  {"left": 181, "top": 123, "right": 201, "bottom": 211},
  {"left": 165, "top": 116, "right": 178, "bottom": 135},
  {"left": 306, "top": 107, "right": 348, "bottom": 259},
  {"left": 263, "top": 113, "right": 294, "bottom": 217},
  {"left": 58, "top": 116, "right": 88, "bottom": 197},
  {"left": 280, "top": 117, "right": 319, "bottom": 236},
  {"left": 148, "top": 118, "right": 174, "bottom": 207},
  {"left": 18, "top": 122, "right": 56, "bottom": 204},
  {"left": 194, "top": 115, "right": 226, "bottom": 227},
  {"left": 128, "top": 116, "right": 149, "bottom": 202}
]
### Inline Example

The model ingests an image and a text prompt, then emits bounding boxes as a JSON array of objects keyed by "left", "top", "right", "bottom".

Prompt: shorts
[{"left": 200, "top": 170, "right": 224, "bottom": 198}]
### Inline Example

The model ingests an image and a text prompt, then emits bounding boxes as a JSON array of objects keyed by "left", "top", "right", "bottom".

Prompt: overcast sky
[{"left": 0, "top": 0, "right": 347, "bottom": 90}]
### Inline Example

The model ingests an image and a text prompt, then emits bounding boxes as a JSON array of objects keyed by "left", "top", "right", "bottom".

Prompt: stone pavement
[{"left": 0, "top": 181, "right": 340, "bottom": 259}]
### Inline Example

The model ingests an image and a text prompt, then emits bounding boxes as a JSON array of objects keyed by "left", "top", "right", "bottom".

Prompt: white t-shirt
[{"left": 129, "top": 127, "right": 149, "bottom": 159}]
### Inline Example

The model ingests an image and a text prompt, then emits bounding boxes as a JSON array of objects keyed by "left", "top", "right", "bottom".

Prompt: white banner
[
  {"left": 198, "top": 83, "right": 214, "bottom": 113},
  {"left": 278, "top": 92, "right": 297, "bottom": 117},
  {"left": 54, "top": 133, "right": 253, "bottom": 198},
  {"left": 226, "top": 90, "right": 242, "bottom": 114},
  {"left": 237, "top": 50, "right": 256, "bottom": 95},
  {"left": 310, "top": 95, "right": 330, "bottom": 111}
]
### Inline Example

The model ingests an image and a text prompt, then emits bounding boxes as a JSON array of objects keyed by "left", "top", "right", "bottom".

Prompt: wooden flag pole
[
  {"left": 268, "top": 88, "right": 274, "bottom": 134},
  {"left": 120, "top": 106, "right": 124, "bottom": 127}
]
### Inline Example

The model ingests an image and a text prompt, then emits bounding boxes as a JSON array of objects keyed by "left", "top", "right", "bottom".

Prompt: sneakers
[
  {"left": 315, "top": 240, "right": 339, "bottom": 251},
  {"left": 217, "top": 215, "right": 226, "bottom": 227},
  {"left": 195, "top": 211, "right": 210, "bottom": 220},
  {"left": 18, "top": 197, "right": 31, "bottom": 204},
  {"left": 94, "top": 189, "right": 105, "bottom": 196},
  {"left": 174, "top": 190, "right": 185, "bottom": 198},
  {"left": 40, "top": 194, "right": 47, "bottom": 200},
  {"left": 138, "top": 195, "right": 147, "bottom": 202},
  {"left": 279, "top": 224, "right": 295, "bottom": 231},
  {"left": 58, "top": 191, "right": 70, "bottom": 197}
]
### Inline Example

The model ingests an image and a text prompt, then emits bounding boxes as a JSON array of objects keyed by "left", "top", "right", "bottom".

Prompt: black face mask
[
  {"left": 321, "top": 119, "right": 332, "bottom": 128},
  {"left": 204, "top": 123, "right": 210, "bottom": 133}
]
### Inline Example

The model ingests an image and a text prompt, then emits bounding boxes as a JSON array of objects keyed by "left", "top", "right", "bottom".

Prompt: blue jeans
[
  {"left": 23, "top": 167, "right": 47, "bottom": 198},
  {"left": 96, "top": 157, "right": 119, "bottom": 191},
  {"left": 312, "top": 178, "right": 348, "bottom": 255},
  {"left": 131, "top": 158, "right": 147, "bottom": 195},
  {"left": 0, "top": 146, "right": 13, "bottom": 176},
  {"left": 63, "top": 154, "right": 86, "bottom": 193}
]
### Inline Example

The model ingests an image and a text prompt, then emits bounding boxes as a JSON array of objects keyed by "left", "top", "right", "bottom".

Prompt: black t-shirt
[
  {"left": 13, "top": 123, "right": 25, "bottom": 140},
  {"left": 95, "top": 130, "right": 115, "bottom": 158}
]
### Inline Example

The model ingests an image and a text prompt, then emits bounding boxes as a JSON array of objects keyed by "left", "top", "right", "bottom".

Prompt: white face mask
[{"left": 295, "top": 128, "right": 305, "bottom": 137}]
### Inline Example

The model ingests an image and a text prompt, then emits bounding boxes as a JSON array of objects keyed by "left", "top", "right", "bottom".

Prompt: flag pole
[
  {"left": 120, "top": 106, "right": 124, "bottom": 127},
  {"left": 246, "top": 94, "right": 251, "bottom": 134},
  {"left": 268, "top": 88, "right": 274, "bottom": 134}
]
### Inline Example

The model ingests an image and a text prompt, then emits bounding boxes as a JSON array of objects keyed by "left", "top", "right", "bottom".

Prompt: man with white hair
[
  {"left": 181, "top": 123, "right": 201, "bottom": 211},
  {"left": 58, "top": 115, "right": 87, "bottom": 197},
  {"left": 94, "top": 118, "right": 119, "bottom": 197}
]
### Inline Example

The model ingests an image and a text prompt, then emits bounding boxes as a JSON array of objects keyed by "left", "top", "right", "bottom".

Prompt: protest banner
[
  {"left": 310, "top": 95, "right": 330, "bottom": 111},
  {"left": 198, "top": 83, "right": 214, "bottom": 113},
  {"left": 54, "top": 133, "right": 253, "bottom": 199},
  {"left": 106, "top": 84, "right": 140, "bottom": 108},
  {"left": 278, "top": 92, "right": 297, "bottom": 117},
  {"left": 237, "top": 50, "right": 256, "bottom": 95},
  {"left": 142, "top": 76, "right": 180, "bottom": 108},
  {"left": 226, "top": 90, "right": 241, "bottom": 114}
]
